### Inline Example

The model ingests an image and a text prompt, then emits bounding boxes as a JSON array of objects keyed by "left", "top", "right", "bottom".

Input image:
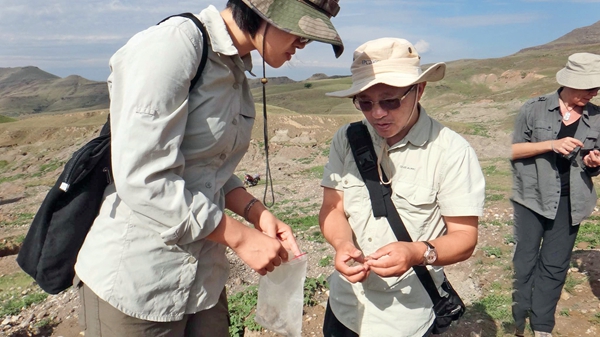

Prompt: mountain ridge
[{"left": 2, "top": 19, "right": 600, "bottom": 117}]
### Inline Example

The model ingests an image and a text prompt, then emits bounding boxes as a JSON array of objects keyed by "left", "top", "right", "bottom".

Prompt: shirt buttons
[
  {"left": 188, "top": 256, "right": 197, "bottom": 264},
  {"left": 232, "top": 119, "right": 238, "bottom": 125},
  {"left": 368, "top": 238, "right": 372, "bottom": 242},
  {"left": 220, "top": 153, "right": 226, "bottom": 160},
  {"left": 205, "top": 182, "right": 212, "bottom": 189},
  {"left": 233, "top": 83, "right": 239, "bottom": 90}
]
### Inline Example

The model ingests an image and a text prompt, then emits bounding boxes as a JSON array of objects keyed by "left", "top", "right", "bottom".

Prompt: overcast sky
[{"left": 2, "top": 0, "right": 600, "bottom": 82}]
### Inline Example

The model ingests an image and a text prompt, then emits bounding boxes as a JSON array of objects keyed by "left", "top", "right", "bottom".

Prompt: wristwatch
[{"left": 419, "top": 241, "right": 437, "bottom": 266}]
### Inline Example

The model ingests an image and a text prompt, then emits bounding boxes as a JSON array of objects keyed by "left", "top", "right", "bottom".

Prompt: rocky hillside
[
  {"left": 521, "top": 20, "right": 600, "bottom": 52},
  {"left": 0, "top": 67, "right": 109, "bottom": 117}
]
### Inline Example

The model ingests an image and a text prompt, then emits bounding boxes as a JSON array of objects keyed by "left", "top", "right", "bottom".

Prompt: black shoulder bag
[
  {"left": 17, "top": 12, "right": 210, "bottom": 295},
  {"left": 346, "top": 122, "right": 465, "bottom": 335}
]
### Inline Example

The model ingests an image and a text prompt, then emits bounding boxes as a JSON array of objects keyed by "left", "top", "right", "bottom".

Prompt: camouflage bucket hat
[{"left": 241, "top": 0, "right": 344, "bottom": 58}]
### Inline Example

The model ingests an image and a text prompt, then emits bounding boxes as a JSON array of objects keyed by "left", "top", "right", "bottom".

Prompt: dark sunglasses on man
[{"left": 353, "top": 85, "right": 415, "bottom": 112}]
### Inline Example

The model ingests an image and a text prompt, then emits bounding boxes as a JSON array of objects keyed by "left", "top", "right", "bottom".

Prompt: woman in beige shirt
[{"left": 74, "top": 0, "right": 344, "bottom": 336}]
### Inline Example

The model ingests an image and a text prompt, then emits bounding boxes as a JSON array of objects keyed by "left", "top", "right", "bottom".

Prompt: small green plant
[
  {"left": 0, "top": 292, "right": 48, "bottom": 317},
  {"left": 481, "top": 246, "right": 502, "bottom": 258},
  {"left": 228, "top": 286, "right": 261, "bottom": 337},
  {"left": 482, "top": 165, "right": 497, "bottom": 175},
  {"left": 304, "top": 275, "right": 328, "bottom": 306},
  {"left": 563, "top": 273, "right": 583, "bottom": 294},
  {"left": 298, "top": 165, "right": 324, "bottom": 179},
  {"left": 575, "top": 220, "right": 600, "bottom": 248},
  {"left": 504, "top": 234, "right": 516, "bottom": 245},
  {"left": 559, "top": 308, "right": 570, "bottom": 317},
  {"left": 278, "top": 214, "right": 319, "bottom": 232},
  {"left": 34, "top": 318, "right": 55, "bottom": 328},
  {"left": 319, "top": 255, "right": 333, "bottom": 267},
  {"left": 473, "top": 293, "right": 512, "bottom": 321},
  {"left": 0, "top": 173, "right": 26, "bottom": 184},
  {"left": 485, "top": 194, "right": 504, "bottom": 202},
  {"left": 309, "top": 230, "right": 326, "bottom": 243},
  {"left": 295, "top": 157, "right": 314, "bottom": 165},
  {"left": 304, "top": 83, "right": 313, "bottom": 89}
]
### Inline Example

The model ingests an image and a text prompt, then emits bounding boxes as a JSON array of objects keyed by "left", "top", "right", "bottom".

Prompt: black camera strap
[{"left": 346, "top": 121, "right": 443, "bottom": 305}]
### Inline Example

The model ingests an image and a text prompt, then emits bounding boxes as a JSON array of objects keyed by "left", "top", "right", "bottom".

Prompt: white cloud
[{"left": 414, "top": 40, "right": 430, "bottom": 54}]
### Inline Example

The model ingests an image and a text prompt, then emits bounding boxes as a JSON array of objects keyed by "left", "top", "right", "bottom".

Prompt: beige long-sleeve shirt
[{"left": 75, "top": 6, "right": 255, "bottom": 321}]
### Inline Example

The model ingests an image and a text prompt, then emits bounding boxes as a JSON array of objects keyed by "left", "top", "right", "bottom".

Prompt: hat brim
[
  {"left": 556, "top": 68, "right": 600, "bottom": 90},
  {"left": 326, "top": 62, "right": 446, "bottom": 97},
  {"left": 242, "top": 0, "right": 344, "bottom": 58}
]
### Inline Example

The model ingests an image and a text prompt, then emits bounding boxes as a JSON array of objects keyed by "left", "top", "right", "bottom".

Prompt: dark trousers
[
  {"left": 323, "top": 301, "right": 434, "bottom": 337},
  {"left": 511, "top": 197, "right": 579, "bottom": 333}
]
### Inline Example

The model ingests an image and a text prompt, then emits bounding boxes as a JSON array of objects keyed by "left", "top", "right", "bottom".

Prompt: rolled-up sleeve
[
  {"left": 513, "top": 101, "right": 534, "bottom": 144},
  {"left": 321, "top": 126, "right": 348, "bottom": 190},
  {"left": 437, "top": 143, "right": 485, "bottom": 216},
  {"left": 108, "top": 19, "right": 223, "bottom": 245}
]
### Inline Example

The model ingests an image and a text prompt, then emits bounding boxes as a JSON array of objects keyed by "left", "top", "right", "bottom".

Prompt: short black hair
[{"left": 226, "top": 0, "right": 263, "bottom": 38}]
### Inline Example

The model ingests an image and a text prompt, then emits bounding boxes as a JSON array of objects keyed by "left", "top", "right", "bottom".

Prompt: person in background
[
  {"left": 318, "top": 38, "right": 485, "bottom": 336},
  {"left": 74, "top": 0, "right": 344, "bottom": 336},
  {"left": 511, "top": 52, "right": 600, "bottom": 337}
]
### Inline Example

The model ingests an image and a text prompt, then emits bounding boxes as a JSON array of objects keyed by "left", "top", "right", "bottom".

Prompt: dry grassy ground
[{"left": 1, "top": 107, "right": 599, "bottom": 337}]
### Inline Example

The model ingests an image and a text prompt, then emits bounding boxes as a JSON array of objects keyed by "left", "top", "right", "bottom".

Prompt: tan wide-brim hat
[
  {"left": 556, "top": 52, "right": 600, "bottom": 90},
  {"left": 327, "top": 38, "right": 445, "bottom": 97},
  {"left": 241, "top": 0, "right": 344, "bottom": 58}
]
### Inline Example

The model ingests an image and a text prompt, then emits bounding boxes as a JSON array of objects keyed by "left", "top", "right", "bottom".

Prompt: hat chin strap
[
  {"left": 260, "top": 24, "right": 275, "bottom": 207},
  {"left": 400, "top": 85, "right": 419, "bottom": 133}
]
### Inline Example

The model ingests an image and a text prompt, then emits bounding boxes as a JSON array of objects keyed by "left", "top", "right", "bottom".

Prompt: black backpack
[{"left": 16, "top": 12, "right": 210, "bottom": 294}]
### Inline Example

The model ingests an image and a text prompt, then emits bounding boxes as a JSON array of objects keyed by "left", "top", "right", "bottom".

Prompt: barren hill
[
  {"left": 0, "top": 67, "right": 109, "bottom": 117},
  {"left": 520, "top": 20, "right": 600, "bottom": 52}
]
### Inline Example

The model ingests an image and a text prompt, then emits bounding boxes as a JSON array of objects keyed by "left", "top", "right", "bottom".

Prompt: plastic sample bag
[{"left": 255, "top": 253, "right": 308, "bottom": 337}]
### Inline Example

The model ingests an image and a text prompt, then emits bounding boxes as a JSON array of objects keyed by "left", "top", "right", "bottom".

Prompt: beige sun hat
[
  {"left": 326, "top": 38, "right": 445, "bottom": 97},
  {"left": 556, "top": 52, "right": 600, "bottom": 90},
  {"left": 241, "top": 0, "right": 344, "bottom": 58}
]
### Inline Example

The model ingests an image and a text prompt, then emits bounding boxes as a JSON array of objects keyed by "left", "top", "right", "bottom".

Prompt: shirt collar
[
  {"left": 548, "top": 89, "right": 561, "bottom": 112},
  {"left": 199, "top": 6, "right": 253, "bottom": 73},
  {"left": 552, "top": 88, "right": 593, "bottom": 120}
]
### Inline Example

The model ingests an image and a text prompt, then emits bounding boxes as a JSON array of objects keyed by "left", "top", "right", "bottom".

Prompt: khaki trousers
[{"left": 77, "top": 282, "right": 229, "bottom": 337}]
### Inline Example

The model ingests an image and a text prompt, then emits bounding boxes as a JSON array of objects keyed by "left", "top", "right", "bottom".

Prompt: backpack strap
[
  {"left": 346, "top": 122, "right": 388, "bottom": 217},
  {"left": 101, "top": 13, "right": 210, "bottom": 135},
  {"left": 346, "top": 121, "right": 444, "bottom": 305},
  {"left": 158, "top": 12, "right": 210, "bottom": 91}
]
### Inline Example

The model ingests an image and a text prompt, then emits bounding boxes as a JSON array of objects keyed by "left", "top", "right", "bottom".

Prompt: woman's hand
[
  {"left": 583, "top": 149, "right": 600, "bottom": 168},
  {"left": 254, "top": 211, "right": 302, "bottom": 259},
  {"left": 229, "top": 226, "right": 288, "bottom": 275},
  {"left": 552, "top": 137, "right": 584, "bottom": 155}
]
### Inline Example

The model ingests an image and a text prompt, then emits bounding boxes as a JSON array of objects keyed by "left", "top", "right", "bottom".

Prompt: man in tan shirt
[{"left": 319, "top": 38, "right": 485, "bottom": 337}]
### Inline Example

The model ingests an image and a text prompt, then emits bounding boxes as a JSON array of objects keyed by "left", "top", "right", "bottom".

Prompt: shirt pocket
[
  {"left": 390, "top": 180, "right": 438, "bottom": 240},
  {"left": 583, "top": 130, "right": 599, "bottom": 150},
  {"left": 532, "top": 121, "right": 553, "bottom": 142},
  {"left": 342, "top": 174, "right": 370, "bottom": 225},
  {"left": 391, "top": 181, "right": 437, "bottom": 216}
]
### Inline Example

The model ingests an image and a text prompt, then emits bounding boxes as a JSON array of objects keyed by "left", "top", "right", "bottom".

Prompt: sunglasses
[
  {"left": 353, "top": 85, "right": 415, "bottom": 112},
  {"left": 298, "top": 37, "right": 312, "bottom": 44}
]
